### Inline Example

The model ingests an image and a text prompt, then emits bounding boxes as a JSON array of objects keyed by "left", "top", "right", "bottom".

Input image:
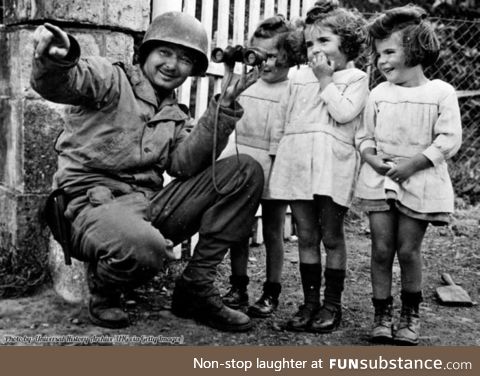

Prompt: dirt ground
[{"left": 0, "top": 204, "right": 479, "bottom": 346}]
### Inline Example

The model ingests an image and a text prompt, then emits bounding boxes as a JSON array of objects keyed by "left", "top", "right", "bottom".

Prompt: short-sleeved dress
[
  {"left": 220, "top": 78, "right": 289, "bottom": 199},
  {"left": 268, "top": 66, "right": 369, "bottom": 207},
  {"left": 355, "top": 79, "right": 462, "bottom": 222}
]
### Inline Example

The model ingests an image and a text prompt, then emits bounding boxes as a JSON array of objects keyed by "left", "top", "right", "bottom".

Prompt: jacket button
[{"left": 144, "top": 147, "right": 151, "bottom": 153}]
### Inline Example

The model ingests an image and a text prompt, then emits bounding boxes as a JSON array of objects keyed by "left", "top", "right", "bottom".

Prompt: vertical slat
[
  {"left": 195, "top": 0, "right": 214, "bottom": 118},
  {"left": 151, "top": 0, "right": 182, "bottom": 18},
  {"left": 233, "top": 0, "right": 246, "bottom": 44},
  {"left": 277, "top": 0, "right": 289, "bottom": 18},
  {"left": 302, "top": 0, "right": 316, "bottom": 17},
  {"left": 232, "top": 0, "right": 246, "bottom": 74},
  {"left": 264, "top": 0, "right": 275, "bottom": 18},
  {"left": 177, "top": 78, "right": 192, "bottom": 106},
  {"left": 214, "top": 78, "right": 223, "bottom": 95},
  {"left": 206, "top": 0, "right": 229, "bottom": 81},
  {"left": 177, "top": 0, "right": 196, "bottom": 105},
  {"left": 183, "top": 0, "right": 196, "bottom": 14},
  {"left": 217, "top": 0, "right": 230, "bottom": 47},
  {"left": 248, "top": 0, "right": 261, "bottom": 39},
  {"left": 290, "top": 0, "right": 301, "bottom": 19}
]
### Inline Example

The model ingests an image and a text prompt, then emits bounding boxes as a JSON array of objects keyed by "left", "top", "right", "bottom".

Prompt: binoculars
[{"left": 211, "top": 45, "right": 267, "bottom": 66}]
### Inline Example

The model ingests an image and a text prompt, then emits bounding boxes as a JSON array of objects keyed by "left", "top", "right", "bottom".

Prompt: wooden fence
[
  {"left": 152, "top": 1, "right": 315, "bottom": 256},
  {"left": 152, "top": 0, "right": 316, "bottom": 118},
  {"left": 151, "top": 2, "right": 480, "bottom": 256}
]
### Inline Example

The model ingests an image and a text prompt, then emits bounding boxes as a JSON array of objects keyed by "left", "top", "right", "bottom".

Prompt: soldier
[{"left": 31, "top": 12, "right": 263, "bottom": 331}]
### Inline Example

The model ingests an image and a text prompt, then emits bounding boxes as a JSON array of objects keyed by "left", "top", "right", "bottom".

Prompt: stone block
[
  {"left": 48, "top": 238, "right": 89, "bottom": 304},
  {"left": 2, "top": 27, "right": 134, "bottom": 100},
  {"left": 0, "top": 98, "right": 22, "bottom": 191},
  {"left": 0, "top": 188, "right": 17, "bottom": 247},
  {"left": 4, "top": 0, "right": 150, "bottom": 31},
  {"left": 1, "top": 28, "right": 36, "bottom": 99},
  {"left": 0, "top": 98, "right": 11, "bottom": 186},
  {"left": 104, "top": 31, "right": 135, "bottom": 64},
  {"left": 0, "top": 98, "right": 64, "bottom": 194},
  {"left": 0, "top": 190, "right": 49, "bottom": 260},
  {"left": 0, "top": 190, "right": 50, "bottom": 297},
  {"left": 105, "top": 0, "right": 150, "bottom": 32},
  {"left": 14, "top": 192, "right": 49, "bottom": 251},
  {"left": 0, "top": 28, "right": 8, "bottom": 97},
  {"left": 76, "top": 31, "right": 134, "bottom": 63},
  {"left": 23, "top": 100, "right": 65, "bottom": 193}
]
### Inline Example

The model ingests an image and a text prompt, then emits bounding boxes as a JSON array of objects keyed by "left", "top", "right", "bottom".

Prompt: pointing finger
[
  {"left": 34, "top": 26, "right": 54, "bottom": 59},
  {"left": 43, "top": 23, "right": 68, "bottom": 43}
]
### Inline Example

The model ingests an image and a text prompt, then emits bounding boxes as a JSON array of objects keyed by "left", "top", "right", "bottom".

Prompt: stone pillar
[{"left": 0, "top": 0, "right": 150, "bottom": 300}]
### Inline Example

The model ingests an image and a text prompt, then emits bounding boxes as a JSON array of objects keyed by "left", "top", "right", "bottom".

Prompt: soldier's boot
[
  {"left": 87, "top": 265, "right": 129, "bottom": 329},
  {"left": 172, "top": 278, "right": 252, "bottom": 332}
]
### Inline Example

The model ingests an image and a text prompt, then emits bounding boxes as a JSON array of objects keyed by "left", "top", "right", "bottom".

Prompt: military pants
[{"left": 70, "top": 155, "right": 263, "bottom": 295}]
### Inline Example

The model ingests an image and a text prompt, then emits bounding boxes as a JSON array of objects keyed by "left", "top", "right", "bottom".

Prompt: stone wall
[{"left": 0, "top": 0, "right": 150, "bottom": 296}]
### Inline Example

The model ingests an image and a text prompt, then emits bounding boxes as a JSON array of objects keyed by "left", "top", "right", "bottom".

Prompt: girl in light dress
[
  {"left": 220, "top": 15, "right": 295, "bottom": 318},
  {"left": 355, "top": 5, "right": 462, "bottom": 345},
  {"left": 269, "top": 5, "right": 368, "bottom": 333}
]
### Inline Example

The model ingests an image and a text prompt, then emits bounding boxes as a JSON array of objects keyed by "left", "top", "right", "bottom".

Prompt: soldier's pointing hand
[{"left": 33, "top": 23, "right": 70, "bottom": 59}]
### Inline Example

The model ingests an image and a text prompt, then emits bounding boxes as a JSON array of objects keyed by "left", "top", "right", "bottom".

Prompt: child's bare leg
[
  {"left": 317, "top": 196, "right": 348, "bottom": 269},
  {"left": 394, "top": 213, "right": 428, "bottom": 345},
  {"left": 369, "top": 210, "right": 397, "bottom": 299},
  {"left": 248, "top": 200, "right": 287, "bottom": 318},
  {"left": 262, "top": 199, "right": 288, "bottom": 283},
  {"left": 222, "top": 239, "right": 250, "bottom": 309},
  {"left": 230, "top": 240, "right": 250, "bottom": 277},
  {"left": 290, "top": 201, "right": 321, "bottom": 264},
  {"left": 310, "top": 196, "right": 347, "bottom": 333},
  {"left": 368, "top": 209, "right": 397, "bottom": 343},
  {"left": 396, "top": 213, "right": 428, "bottom": 293},
  {"left": 286, "top": 201, "right": 321, "bottom": 331}
]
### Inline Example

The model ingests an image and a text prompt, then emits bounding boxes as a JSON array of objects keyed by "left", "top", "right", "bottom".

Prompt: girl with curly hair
[
  {"left": 269, "top": 5, "right": 368, "bottom": 333},
  {"left": 356, "top": 5, "right": 461, "bottom": 345},
  {"left": 220, "top": 15, "right": 296, "bottom": 318}
]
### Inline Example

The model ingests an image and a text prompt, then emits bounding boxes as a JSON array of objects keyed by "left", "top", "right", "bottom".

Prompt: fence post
[
  {"left": 151, "top": 0, "right": 182, "bottom": 18},
  {"left": 302, "top": 0, "right": 316, "bottom": 17}
]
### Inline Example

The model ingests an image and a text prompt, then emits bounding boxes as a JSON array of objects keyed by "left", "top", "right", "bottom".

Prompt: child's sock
[
  {"left": 400, "top": 290, "right": 422, "bottom": 313},
  {"left": 300, "top": 263, "right": 322, "bottom": 308},
  {"left": 323, "top": 268, "right": 346, "bottom": 308},
  {"left": 263, "top": 281, "right": 282, "bottom": 300},
  {"left": 372, "top": 296, "right": 394, "bottom": 312}
]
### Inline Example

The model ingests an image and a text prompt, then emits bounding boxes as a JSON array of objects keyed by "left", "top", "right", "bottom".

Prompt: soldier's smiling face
[{"left": 142, "top": 42, "right": 195, "bottom": 91}]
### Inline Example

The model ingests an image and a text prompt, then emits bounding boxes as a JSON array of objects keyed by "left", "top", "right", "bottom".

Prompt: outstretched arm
[
  {"left": 31, "top": 23, "right": 118, "bottom": 107},
  {"left": 33, "top": 23, "right": 71, "bottom": 60}
]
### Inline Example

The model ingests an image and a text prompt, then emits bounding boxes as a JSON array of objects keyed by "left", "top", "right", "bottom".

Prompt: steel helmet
[{"left": 139, "top": 12, "right": 209, "bottom": 76}]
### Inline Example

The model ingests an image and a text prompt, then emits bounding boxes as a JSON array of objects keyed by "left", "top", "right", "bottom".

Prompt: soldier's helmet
[{"left": 139, "top": 12, "right": 209, "bottom": 76}]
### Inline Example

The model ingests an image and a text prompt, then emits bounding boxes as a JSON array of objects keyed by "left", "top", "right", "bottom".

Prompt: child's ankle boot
[
  {"left": 394, "top": 290, "right": 422, "bottom": 346},
  {"left": 310, "top": 268, "right": 345, "bottom": 333},
  {"left": 222, "top": 275, "right": 249, "bottom": 310},
  {"left": 248, "top": 281, "right": 281, "bottom": 318},
  {"left": 286, "top": 263, "right": 321, "bottom": 331},
  {"left": 371, "top": 296, "right": 394, "bottom": 343}
]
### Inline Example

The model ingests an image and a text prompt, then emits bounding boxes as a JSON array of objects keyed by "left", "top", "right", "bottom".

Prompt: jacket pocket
[{"left": 87, "top": 186, "right": 115, "bottom": 207}]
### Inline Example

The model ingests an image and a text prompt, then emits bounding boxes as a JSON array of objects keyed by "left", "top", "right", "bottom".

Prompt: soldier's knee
[
  {"left": 236, "top": 154, "right": 264, "bottom": 185},
  {"left": 132, "top": 232, "right": 166, "bottom": 272}
]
